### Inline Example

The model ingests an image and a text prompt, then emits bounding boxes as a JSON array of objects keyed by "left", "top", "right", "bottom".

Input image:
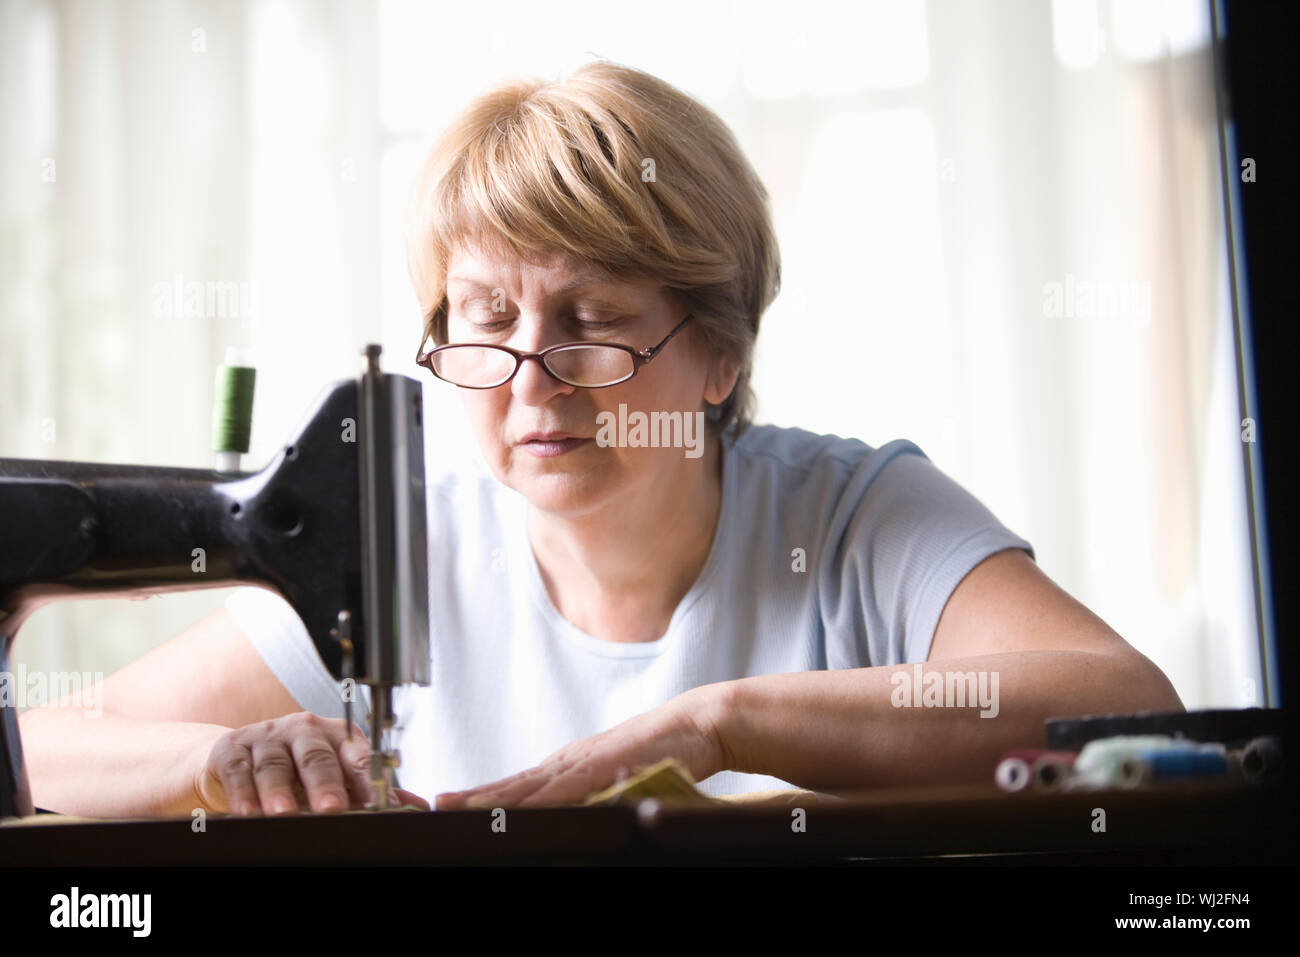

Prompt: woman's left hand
[{"left": 433, "top": 686, "right": 729, "bottom": 810}]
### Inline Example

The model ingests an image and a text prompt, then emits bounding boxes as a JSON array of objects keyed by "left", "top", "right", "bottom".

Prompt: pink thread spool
[{"left": 995, "top": 749, "right": 1078, "bottom": 792}]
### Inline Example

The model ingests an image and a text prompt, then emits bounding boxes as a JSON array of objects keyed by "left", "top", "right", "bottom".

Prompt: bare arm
[
  {"left": 18, "top": 605, "right": 304, "bottom": 817},
  {"left": 713, "top": 550, "right": 1184, "bottom": 791}
]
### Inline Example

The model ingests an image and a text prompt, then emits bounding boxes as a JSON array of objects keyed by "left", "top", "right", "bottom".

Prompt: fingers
[
  {"left": 289, "top": 733, "right": 351, "bottom": 813},
  {"left": 210, "top": 715, "right": 361, "bottom": 816},
  {"left": 448, "top": 761, "right": 570, "bottom": 810},
  {"left": 330, "top": 721, "right": 378, "bottom": 808},
  {"left": 516, "top": 764, "right": 601, "bottom": 807},
  {"left": 206, "top": 713, "right": 437, "bottom": 817},
  {"left": 209, "top": 738, "right": 260, "bottom": 817},
  {"left": 394, "top": 788, "right": 431, "bottom": 811},
  {"left": 249, "top": 736, "right": 302, "bottom": 815}
]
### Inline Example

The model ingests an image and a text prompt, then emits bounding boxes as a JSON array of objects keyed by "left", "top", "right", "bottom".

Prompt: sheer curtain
[{"left": 1, "top": 0, "right": 1258, "bottom": 710}]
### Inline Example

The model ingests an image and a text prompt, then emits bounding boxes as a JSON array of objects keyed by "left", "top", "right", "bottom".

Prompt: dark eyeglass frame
[{"left": 415, "top": 314, "right": 693, "bottom": 389}]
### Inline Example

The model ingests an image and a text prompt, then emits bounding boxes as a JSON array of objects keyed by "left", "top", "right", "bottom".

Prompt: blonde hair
[{"left": 405, "top": 60, "right": 780, "bottom": 436}]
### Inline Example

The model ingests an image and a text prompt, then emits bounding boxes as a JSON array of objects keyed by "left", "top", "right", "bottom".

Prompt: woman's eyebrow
[
  {"left": 447, "top": 270, "right": 622, "bottom": 297},
  {"left": 554, "top": 271, "right": 620, "bottom": 294}
]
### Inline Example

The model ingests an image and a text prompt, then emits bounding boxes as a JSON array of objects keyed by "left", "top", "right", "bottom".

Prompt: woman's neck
[{"left": 525, "top": 433, "right": 725, "bottom": 643}]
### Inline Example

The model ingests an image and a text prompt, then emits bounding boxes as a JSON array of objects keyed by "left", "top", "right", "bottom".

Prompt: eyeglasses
[{"left": 415, "top": 314, "right": 693, "bottom": 389}]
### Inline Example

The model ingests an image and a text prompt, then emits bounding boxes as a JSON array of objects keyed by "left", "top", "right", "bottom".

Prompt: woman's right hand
[{"left": 191, "top": 712, "right": 430, "bottom": 816}]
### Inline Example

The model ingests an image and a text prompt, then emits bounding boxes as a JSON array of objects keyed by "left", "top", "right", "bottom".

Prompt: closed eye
[
  {"left": 571, "top": 313, "right": 628, "bottom": 329},
  {"left": 456, "top": 314, "right": 627, "bottom": 337}
]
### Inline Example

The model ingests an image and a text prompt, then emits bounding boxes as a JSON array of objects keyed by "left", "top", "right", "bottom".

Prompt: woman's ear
[{"left": 703, "top": 352, "right": 741, "bottom": 406}]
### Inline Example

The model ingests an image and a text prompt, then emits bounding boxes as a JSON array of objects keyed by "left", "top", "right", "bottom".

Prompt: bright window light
[{"left": 1052, "top": 0, "right": 1102, "bottom": 71}]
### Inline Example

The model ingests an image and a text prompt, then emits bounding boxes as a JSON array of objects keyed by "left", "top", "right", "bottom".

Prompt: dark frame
[{"left": 414, "top": 314, "right": 693, "bottom": 389}]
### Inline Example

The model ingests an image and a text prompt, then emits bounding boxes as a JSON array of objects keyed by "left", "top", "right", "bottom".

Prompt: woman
[{"left": 19, "top": 61, "right": 1182, "bottom": 818}]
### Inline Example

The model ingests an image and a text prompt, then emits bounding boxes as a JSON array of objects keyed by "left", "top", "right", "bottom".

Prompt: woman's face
[{"left": 443, "top": 244, "right": 736, "bottom": 518}]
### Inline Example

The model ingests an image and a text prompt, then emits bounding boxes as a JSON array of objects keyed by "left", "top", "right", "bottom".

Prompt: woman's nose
[
  {"left": 510, "top": 354, "right": 571, "bottom": 402},
  {"left": 507, "top": 322, "right": 576, "bottom": 402}
]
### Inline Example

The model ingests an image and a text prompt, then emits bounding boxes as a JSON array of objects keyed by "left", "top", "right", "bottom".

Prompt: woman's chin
[{"left": 509, "top": 468, "right": 611, "bottom": 517}]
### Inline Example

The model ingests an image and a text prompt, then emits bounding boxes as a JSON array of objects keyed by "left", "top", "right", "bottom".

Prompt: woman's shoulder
[{"left": 728, "top": 422, "right": 926, "bottom": 488}]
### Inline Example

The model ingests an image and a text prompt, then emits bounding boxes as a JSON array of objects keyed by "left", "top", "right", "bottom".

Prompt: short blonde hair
[{"left": 405, "top": 60, "right": 780, "bottom": 436}]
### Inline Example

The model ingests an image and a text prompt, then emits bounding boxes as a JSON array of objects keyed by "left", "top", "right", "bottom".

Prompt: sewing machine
[{"left": 0, "top": 344, "right": 430, "bottom": 819}]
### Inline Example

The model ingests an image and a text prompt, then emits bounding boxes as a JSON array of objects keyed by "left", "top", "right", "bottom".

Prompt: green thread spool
[{"left": 212, "top": 348, "right": 256, "bottom": 471}]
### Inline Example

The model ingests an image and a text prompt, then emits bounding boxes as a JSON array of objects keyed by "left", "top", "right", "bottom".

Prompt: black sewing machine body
[{"left": 0, "top": 360, "right": 430, "bottom": 818}]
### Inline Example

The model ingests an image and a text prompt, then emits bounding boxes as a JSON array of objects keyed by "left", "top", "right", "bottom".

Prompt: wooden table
[{"left": 1, "top": 780, "right": 1291, "bottom": 865}]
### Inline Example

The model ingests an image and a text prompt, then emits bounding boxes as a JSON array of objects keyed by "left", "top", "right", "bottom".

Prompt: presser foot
[{"left": 364, "top": 749, "right": 401, "bottom": 811}]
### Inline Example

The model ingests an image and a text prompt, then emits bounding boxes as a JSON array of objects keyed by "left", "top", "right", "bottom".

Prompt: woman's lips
[{"left": 520, "top": 437, "right": 592, "bottom": 457}]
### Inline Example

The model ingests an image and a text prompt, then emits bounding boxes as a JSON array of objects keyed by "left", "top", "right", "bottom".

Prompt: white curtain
[{"left": 1, "top": 0, "right": 1259, "bottom": 711}]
